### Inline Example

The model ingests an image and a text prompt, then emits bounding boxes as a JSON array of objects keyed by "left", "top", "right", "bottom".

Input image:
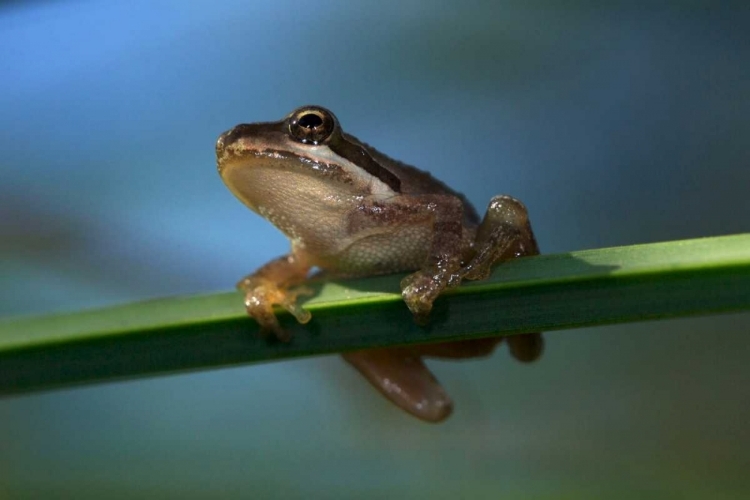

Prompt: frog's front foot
[
  {"left": 237, "top": 277, "right": 312, "bottom": 342},
  {"left": 400, "top": 267, "right": 460, "bottom": 323}
]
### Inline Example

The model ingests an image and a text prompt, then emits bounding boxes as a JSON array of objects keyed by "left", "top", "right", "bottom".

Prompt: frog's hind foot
[{"left": 342, "top": 347, "right": 453, "bottom": 423}]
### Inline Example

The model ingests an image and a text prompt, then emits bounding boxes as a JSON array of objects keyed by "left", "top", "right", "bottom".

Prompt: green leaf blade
[{"left": 1, "top": 233, "right": 748, "bottom": 395}]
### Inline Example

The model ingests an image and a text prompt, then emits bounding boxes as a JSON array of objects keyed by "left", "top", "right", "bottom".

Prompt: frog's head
[
  {"left": 216, "top": 105, "right": 400, "bottom": 214},
  {"left": 216, "top": 105, "right": 341, "bottom": 172}
]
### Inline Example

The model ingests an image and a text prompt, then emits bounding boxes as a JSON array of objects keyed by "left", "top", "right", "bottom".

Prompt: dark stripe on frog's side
[
  {"left": 340, "top": 133, "right": 481, "bottom": 226},
  {"left": 219, "top": 121, "right": 400, "bottom": 192},
  {"left": 330, "top": 134, "right": 402, "bottom": 193}
]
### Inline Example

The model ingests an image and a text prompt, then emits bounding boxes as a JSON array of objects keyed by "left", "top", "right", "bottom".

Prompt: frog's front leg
[
  {"left": 393, "top": 195, "right": 468, "bottom": 321},
  {"left": 237, "top": 247, "right": 312, "bottom": 342},
  {"left": 350, "top": 193, "right": 469, "bottom": 321}
]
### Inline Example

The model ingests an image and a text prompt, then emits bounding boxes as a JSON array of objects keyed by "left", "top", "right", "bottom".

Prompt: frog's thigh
[
  {"left": 464, "top": 195, "right": 539, "bottom": 281},
  {"left": 476, "top": 195, "right": 539, "bottom": 259},
  {"left": 342, "top": 348, "right": 453, "bottom": 423},
  {"left": 417, "top": 338, "right": 501, "bottom": 358},
  {"left": 468, "top": 195, "right": 544, "bottom": 362}
]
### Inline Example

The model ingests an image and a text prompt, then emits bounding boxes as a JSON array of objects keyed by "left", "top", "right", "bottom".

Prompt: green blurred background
[{"left": 1, "top": 1, "right": 749, "bottom": 498}]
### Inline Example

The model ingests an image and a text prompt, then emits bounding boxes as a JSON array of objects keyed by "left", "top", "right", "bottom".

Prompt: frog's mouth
[
  {"left": 216, "top": 127, "right": 256, "bottom": 175},
  {"left": 218, "top": 143, "right": 353, "bottom": 183},
  {"left": 215, "top": 122, "right": 287, "bottom": 174},
  {"left": 216, "top": 123, "right": 396, "bottom": 200}
]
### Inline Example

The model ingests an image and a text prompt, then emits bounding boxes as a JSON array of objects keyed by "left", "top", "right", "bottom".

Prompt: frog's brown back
[{"left": 344, "top": 133, "right": 480, "bottom": 225}]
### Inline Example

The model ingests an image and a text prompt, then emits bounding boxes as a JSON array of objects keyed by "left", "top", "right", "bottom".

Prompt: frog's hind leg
[
  {"left": 461, "top": 195, "right": 544, "bottom": 362},
  {"left": 462, "top": 195, "right": 539, "bottom": 280},
  {"left": 417, "top": 338, "right": 501, "bottom": 358},
  {"left": 342, "top": 348, "right": 453, "bottom": 423}
]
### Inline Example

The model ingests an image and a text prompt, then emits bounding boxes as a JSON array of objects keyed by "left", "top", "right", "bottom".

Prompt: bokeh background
[{"left": 1, "top": 1, "right": 749, "bottom": 498}]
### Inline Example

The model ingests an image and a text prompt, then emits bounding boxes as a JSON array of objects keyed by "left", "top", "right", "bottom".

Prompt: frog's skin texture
[{"left": 216, "top": 105, "right": 542, "bottom": 422}]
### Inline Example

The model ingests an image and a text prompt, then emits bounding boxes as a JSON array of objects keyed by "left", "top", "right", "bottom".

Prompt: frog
[{"left": 216, "top": 105, "right": 543, "bottom": 423}]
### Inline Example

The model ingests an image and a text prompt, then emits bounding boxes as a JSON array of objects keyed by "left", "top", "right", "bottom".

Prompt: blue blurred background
[{"left": 1, "top": 1, "right": 749, "bottom": 498}]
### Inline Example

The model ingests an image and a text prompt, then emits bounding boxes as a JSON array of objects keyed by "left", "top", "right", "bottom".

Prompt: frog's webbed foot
[
  {"left": 342, "top": 348, "right": 453, "bottom": 423},
  {"left": 237, "top": 251, "right": 312, "bottom": 342},
  {"left": 238, "top": 277, "right": 311, "bottom": 341}
]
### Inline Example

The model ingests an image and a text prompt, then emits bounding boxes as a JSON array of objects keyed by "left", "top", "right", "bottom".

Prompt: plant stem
[{"left": 1, "top": 233, "right": 749, "bottom": 395}]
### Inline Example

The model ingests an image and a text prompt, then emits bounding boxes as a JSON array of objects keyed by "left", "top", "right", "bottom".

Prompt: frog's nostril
[
  {"left": 216, "top": 135, "right": 229, "bottom": 164},
  {"left": 217, "top": 129, "right": 237, "bottom": 150},
  {"left": 217, "top": 125, "right": 251, "bottom": 151},
  {"left": 216, "top": 128, "right": 242, "bottom": 169}
]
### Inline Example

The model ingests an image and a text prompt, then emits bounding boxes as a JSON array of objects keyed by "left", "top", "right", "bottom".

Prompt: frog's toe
[
  {"left": 280, "top": 287, "right": 312, "bottom": 324},
  {"left": 243, "top": 293, "right": 292, "bottom": 342},
  {"left": 506, "top": 332, "right": 544, "bottom": 362},
  {"left": 400, "top": 270, "right": 440, "bottom": 318}
]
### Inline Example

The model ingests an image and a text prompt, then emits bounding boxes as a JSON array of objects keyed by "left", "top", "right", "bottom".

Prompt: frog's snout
[
  {"left": 216, "top": 131, "right": 228, "bottom": 152},
  {"left": 216, "top": 125, "right": 248, "bottom": 173},
  {"left": 216, "top": 128, "right": 236, "bottom": 154},
  {"left": 217, "top": 124, "right": 254, "bottom": 152}
]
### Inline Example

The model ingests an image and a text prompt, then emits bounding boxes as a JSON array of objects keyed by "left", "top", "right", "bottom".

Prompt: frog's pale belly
[
  {"left": 234, "top": 167, "right": 433, "bottom": 275},
  {"left": 317, "top": 224, "right": 433, "bottom": 276},
  {"left": 271, "top": 194, "right": 434, "bottom": 275}
]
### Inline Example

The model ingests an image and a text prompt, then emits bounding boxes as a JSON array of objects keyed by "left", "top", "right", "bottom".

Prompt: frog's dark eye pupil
[
  {"left": 298, "top": 113, "right": 323, "bottom": 129},
  {"left": 288, "top": 106, "right": 337, "bottom": 145}
]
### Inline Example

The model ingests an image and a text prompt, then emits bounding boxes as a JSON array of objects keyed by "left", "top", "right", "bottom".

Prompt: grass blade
[{"left": 1, "top": 233, "right": 749, "bottom": 395}]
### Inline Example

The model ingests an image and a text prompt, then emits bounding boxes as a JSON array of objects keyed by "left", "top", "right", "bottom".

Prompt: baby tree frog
[{"left": 216, "top": 106, "right": 543, "bottom": 422}]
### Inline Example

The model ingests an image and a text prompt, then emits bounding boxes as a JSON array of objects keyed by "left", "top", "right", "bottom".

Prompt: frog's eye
[{"left": 288, "top": 106, "right": 336, "bottom": 145}]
